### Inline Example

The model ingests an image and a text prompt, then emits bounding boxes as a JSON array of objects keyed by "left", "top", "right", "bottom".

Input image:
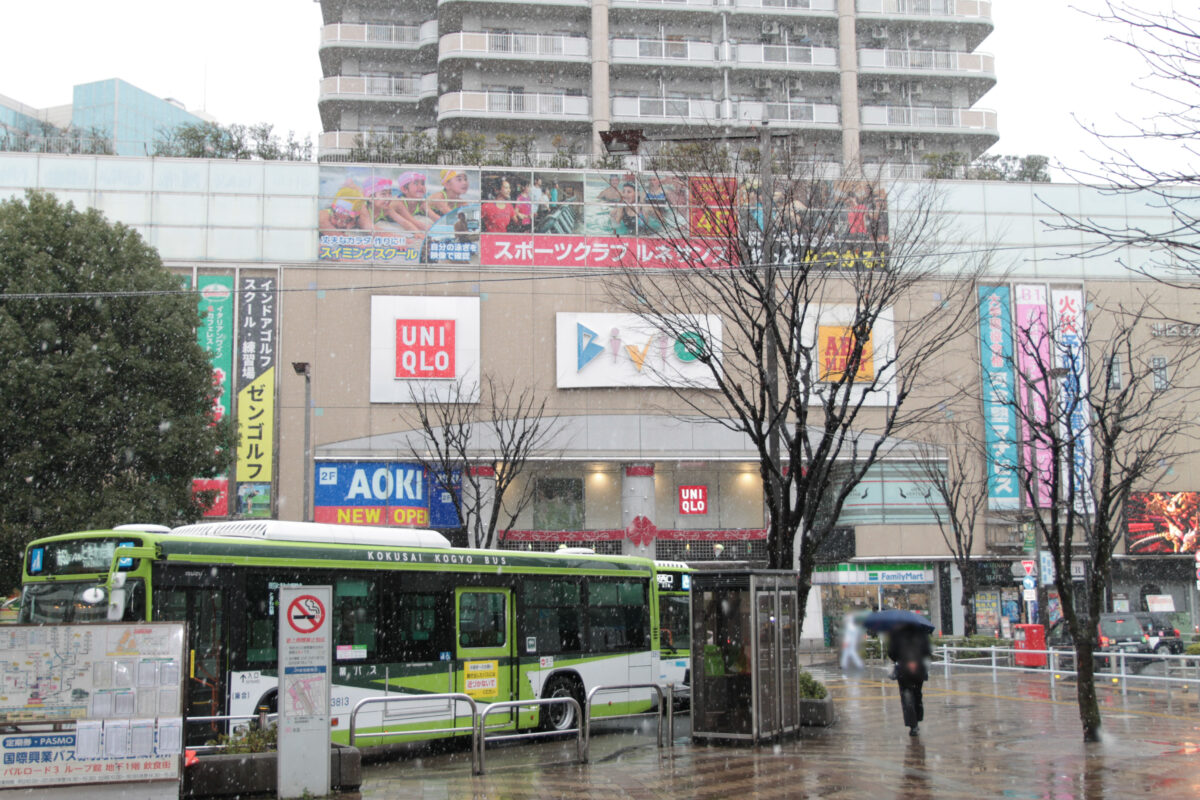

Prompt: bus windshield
[{"left": 20, "top": 580, "right": 145, "bottom": 624}]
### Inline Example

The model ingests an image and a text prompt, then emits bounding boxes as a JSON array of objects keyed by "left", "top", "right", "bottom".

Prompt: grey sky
[{"left": 0, "top": 0, "right": 1186, "bottom": 177}]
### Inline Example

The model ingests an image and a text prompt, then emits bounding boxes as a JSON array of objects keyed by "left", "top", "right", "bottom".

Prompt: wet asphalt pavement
[{"left": 352, "top": 661, "right": 1200, "bottom": 799}]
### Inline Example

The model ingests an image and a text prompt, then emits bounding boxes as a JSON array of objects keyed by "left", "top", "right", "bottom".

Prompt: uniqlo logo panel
[{"left": 395, "top": 319, "right": 456, "bottom": 378}]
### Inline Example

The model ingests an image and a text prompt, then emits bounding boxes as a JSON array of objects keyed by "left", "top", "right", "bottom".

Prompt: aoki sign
[
  {"left": 370, "top": 296, "right": 480, "bottom": 403},
  {"left": 555, "top": 312, "right": 721, "bottom": 388}
]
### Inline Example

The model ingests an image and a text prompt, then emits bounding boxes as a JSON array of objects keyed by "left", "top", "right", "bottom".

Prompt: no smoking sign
[{"left": 287, "top": 594, "right": 326, "bottom": 634}]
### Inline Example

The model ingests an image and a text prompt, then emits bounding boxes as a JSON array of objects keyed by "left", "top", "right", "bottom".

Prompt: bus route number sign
[{"left": 287, "top": 594, "right": 326, "bottom": 634}]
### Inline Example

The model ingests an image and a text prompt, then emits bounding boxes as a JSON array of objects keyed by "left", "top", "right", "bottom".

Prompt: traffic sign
[
  {"left": 287, "top": 594, "right": 326, "bottom": 634},
  {"left": 1022, "top": 576, "right": 1037, "bottom": 591},
  {"left": 1023, "top": 588, "right": 1037, "bottom": 601},
  {"left": 1021, "top": 559, "right": 1035, "bottom": 576}
]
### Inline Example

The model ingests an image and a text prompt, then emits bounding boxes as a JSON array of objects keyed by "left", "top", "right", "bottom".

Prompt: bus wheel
[{"left": 541, "top": 674, "right": 583, "bottom": 732}]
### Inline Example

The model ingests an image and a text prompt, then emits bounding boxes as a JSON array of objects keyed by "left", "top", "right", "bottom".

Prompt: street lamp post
[{"left": 292, "top": 362, "right": 312, "bottom": 522}]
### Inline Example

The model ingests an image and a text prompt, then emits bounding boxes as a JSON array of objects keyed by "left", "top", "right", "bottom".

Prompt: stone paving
[{"left": 355, "top": 663, "right": 1200, "bottom": 799}]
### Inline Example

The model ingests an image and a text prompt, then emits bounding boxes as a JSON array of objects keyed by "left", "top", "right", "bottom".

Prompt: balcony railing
[
  {"left": 735, "top": 43, "right": 837, "bottom": 66},
  {"left": 733, "top": 100, "right": 840, "bottom": 125},
  {"left": 860, "top": 104, "right": 997, "bottom": 131},
  {"left": 611, "top": 96, "right": 719, "bottom": 122},
  {"left": 859, "top": 48, "right": 994, "bottom": 74},
  {"left": 856, "top": 0, "right": 991, "bottom": 19},
  {"left": 439, "top": 91, "right": 590, "bottom": 119},
  {"left": 735, "top": 0, "right": 836, "bottom": 10},
  {"left": 440, "top": 31, "right": 590, "bottom": 60},
  {"left": 320, "top": 74, "right": 439, "bottom": 101},
  {"left": 611, "top": 38, "right": 718, "bottom": 62},
  {"left": 322, "top": 23, "right": 421, "bottom": 46}
]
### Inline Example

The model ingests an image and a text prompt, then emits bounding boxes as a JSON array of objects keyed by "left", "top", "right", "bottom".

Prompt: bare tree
[
  {"left": 909, "top": 425, "right": 988, "bottom": 636},
  {"left": 1050, "top": 3, "right": 1200, "bottom": 284},
  {"left": 406, "top": 375, "right": 561, "bottom": 549},
  {"left": 601, "top": 137, "right": 991, "bottom": 636},
  {"left": 1006, "top": 291, "right": 1200, "bottom": 742}
]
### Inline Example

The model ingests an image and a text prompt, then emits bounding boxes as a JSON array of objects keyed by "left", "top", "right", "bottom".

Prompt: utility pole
[{"left": 760, "top": 122, "right": 783, "bottom": 567}]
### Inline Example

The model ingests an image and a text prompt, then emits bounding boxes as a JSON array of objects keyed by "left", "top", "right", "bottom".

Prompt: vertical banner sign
[
  {"left": 193, "top": 276, "right": 234, "bottom": 516},
  {"left": 977, "top": 287, "right": 1019, "bottom": 510},
  {"left": 235, "top": 277, "right": 277, "bottom": 509},
  {"left": 1014, "top": 285, "right": 1054, "bottom": 508},
  {"left": 1050, "top": 288, "right": 1093, "bottom": 512},
  {"left": 278, "top": 586, "right": 331, "bottom": 799}
]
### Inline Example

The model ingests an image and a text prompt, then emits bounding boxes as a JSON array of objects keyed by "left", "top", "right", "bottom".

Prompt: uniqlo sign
[
  {"left": 395, "top": 319, "right": 455, "bottom": 378},
  {"left": 679, "top": 485, "right": 708, "bottom": 515}
]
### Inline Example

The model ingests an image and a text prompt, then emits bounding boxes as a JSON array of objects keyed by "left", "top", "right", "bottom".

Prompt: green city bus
[
  {"left": 19, "top": 521, "right": 664, "bottom": 745},
  {"left": 655, "top": 560, "right": 692, "bottom": 705}
]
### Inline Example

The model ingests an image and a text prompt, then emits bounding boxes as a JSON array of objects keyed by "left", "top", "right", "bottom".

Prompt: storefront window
[{"left": 533, "top": 477, "right": 584, "bottom": 529}]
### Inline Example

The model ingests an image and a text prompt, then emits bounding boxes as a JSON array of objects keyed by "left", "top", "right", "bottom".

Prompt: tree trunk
[{"left": 1073, "top": 642, "right": 1103, "bottom": 742}]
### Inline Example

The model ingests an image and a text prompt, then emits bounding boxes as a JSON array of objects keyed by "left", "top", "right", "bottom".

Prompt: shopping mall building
[{"left": 3, "top": 152, "right": 1197, "bottom": 642}]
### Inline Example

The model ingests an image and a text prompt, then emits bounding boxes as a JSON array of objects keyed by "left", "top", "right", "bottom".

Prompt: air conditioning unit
[
  {"left": 873, "top": 81, "right": 891, "bottom": 94},
  {"left": 914, "top": 139, "right": 927, "bottom": 151},
  {"left": 872, "top": 26, "right": 888, "bottom": 39},
  {"left": 792, "top": 25, "right": 810, "bottom": 38},
  {"left": 887, "top": 137, "right": 905, "bottom": 151},
  {"left": 754, "top": 76, "right": 775, "bottom": 90},
  {"left": 762, "top": 21, "right": 781, "bottom": 35},
  {"left": 788, "top": 77, "right": 803, "bottom": 91},
  {"left": 910, "top": 82, "right": 924, "bottom": 96}
]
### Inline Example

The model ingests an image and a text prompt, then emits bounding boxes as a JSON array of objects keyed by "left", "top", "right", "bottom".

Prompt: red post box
[{"left": 1013, "top": 623, "right": 1046, "bottom": 667}]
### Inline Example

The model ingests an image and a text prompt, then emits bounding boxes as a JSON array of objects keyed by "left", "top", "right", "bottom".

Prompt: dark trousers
[{"left": 898, "top": 678, "right": 925, "bottom": 729}]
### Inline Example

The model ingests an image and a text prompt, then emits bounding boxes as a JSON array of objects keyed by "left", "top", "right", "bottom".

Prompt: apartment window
[
  {"left": 1107, "top": 355, "right": 1122, "bottom": 389},
  {"left": 1152, "top": 357, "right": 1169, "bottom": 390}
]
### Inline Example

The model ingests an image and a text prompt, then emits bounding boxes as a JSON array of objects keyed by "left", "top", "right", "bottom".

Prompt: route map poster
[{"left": 0, "top": 623, "right": 184, "bottom": 788}]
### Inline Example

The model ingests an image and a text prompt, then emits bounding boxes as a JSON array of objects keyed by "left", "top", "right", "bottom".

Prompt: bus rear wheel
[{"left": 541, "top": 674, "right": 583, "bottom": 732}]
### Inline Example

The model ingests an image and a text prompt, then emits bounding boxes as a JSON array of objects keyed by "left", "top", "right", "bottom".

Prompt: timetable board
[{"left": 0, "top": 623, "right": 185, "bottom": 788}]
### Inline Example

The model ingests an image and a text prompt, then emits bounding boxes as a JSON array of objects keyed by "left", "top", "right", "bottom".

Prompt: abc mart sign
[{"left": 555, "top": 312, "right": 721, "bottom": 389}]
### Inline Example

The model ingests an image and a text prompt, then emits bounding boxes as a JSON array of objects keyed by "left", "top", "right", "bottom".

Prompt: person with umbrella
[{"left": 862, "top": 609, "right": 935, "bottom": 737}]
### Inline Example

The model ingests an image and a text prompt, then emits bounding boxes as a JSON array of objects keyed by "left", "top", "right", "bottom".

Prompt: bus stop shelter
[{"left": 690, "top": 570, "right": 801, "bottom": 744}]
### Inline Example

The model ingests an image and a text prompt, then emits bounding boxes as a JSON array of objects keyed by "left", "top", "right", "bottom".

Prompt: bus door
[
  {"left": 153, "top": 578, "right": 228, "bottom": 739},
  {"left": 454, "top": 588, "right": 515, "bottom": 727}
]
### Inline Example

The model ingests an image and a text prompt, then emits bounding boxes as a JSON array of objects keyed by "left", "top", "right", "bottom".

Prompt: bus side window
[
  {"left": 242, "top": 578, "right": 277, "bottom": 666},
  {"left": 380, "top": 591, "right": 451, "bottom": 662},
  {"left": 335, "top": 578, "right": 377, "bottom": 657},
  {"left": 587, "top": 579, "right": 649, "bottom": 653},
  {"left": 459, "top": 592, "right": 506, "bottom": 648}
]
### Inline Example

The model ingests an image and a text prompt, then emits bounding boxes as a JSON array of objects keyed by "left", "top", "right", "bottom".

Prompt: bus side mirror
[{"left": 107, "top": 573, "right": 127, "bottom": 621}]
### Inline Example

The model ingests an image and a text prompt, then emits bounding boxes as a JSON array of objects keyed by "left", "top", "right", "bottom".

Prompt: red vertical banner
[{"left": 688, "top": 176, "right": 737, "bottom": 239}]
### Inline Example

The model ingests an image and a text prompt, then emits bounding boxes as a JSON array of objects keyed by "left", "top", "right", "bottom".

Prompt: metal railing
[
  {"left": 344, "top": 682, "right": 674, "bottom": 775},
  {"left": 477, "top": 697, "right": 585, "bottom": 774},
  {"left": 936, "top": 644, "right": 1200, "bottom": 698},
  {"left": 585, "top": 682, "right": 673, "bottom": 756}
]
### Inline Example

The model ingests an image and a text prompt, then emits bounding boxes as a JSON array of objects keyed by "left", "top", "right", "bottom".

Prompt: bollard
[
  {"left": 991, "top": 646, "right": 997, "bottom": 684},
  {"left": 1119, "top": 652, "right": 1128, "bottom": 697},
  {"left": 943, "top": 646, "right": 950, "bottom": 681}
]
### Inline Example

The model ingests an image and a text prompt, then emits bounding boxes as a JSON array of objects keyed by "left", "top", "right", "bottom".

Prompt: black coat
[{"left": 888, "top": 626, "right": 932, "bottom": 683}]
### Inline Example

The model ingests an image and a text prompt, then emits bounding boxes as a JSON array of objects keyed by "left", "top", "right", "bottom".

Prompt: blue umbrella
[{"left": 861, "top": 608, "right": 935, "bottom": 634}]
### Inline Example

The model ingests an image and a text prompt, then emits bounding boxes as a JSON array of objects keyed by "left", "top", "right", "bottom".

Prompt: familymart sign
[{"left": 813, "top": 563, "right": 933, "bottom": 585}]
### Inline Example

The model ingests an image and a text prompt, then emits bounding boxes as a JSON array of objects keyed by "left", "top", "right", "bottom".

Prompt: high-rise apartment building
[{"left": 316, "top": 0, "right": 997, "bottom": 170}]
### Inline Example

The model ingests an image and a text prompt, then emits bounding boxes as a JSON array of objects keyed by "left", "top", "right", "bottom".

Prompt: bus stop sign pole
[{"left": 278, "top": 586, "right": 332, "bottom": 799}]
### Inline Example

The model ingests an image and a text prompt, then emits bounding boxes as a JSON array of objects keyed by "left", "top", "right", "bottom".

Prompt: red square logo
[
  {"left": 678, "top": 485, "right": 708, "bottom": 515},
  {"left": 395, "top": 319, "right": 456, "bottom": 378}
]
